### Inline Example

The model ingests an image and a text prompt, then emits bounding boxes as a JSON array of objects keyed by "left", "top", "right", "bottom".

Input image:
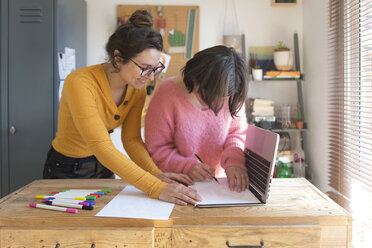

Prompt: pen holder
[{"left": 280, "top": 104, "right": 292, "bottom": 129}]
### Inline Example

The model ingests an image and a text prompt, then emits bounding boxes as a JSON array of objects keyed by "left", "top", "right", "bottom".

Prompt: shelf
[
  {"left": 249, "top": 33, "right": 306, "bottom": 153},
  {"left": 250, "top": 79, "right": 299, "bottom": 82},
  {"left": 250, "top": 75, "right": 303, "bottom": 82},
  {"left": 263, "top": 77, "right": 302, "bottom": 81},
  {"left": 271, "top": 128, "right": 306, "bottom": 132}
]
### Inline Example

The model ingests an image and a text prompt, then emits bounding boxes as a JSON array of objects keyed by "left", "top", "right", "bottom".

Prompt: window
[{"left": 328, "top": 0, "right": 372, "bottom": 246}]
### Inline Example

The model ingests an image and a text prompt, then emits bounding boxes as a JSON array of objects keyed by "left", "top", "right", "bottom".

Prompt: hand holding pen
[{"left": 192, "top": 153, "right": 220, "bottom": 184}]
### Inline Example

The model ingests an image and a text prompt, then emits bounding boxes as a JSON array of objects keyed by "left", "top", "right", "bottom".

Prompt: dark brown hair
[
  {"left": 106, "top": 10, "right": 163, "bottom": 70},
  {"left": 182, "top": 45, "right": 248, "bottom": 117}
]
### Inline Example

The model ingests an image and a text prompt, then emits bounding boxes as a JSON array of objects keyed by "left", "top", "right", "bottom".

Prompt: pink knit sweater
[{"left": 145, "top": 78, "right": 247, "bottom": 176}]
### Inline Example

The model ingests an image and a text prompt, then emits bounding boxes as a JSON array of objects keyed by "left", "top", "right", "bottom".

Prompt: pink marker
[{"left": 29, "top": 203, "right": 78, "bottom": 213}]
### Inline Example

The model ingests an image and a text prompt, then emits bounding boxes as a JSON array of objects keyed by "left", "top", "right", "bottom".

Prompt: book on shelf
[
  {"left": 252, "top": 110, "right": 275, "bottom": 116},
  {"left": 252, "top": 105, "right": 274, "bottom": 116},
  {"left": 263, "top": 70, "right": 301, "bottom": 80},
  {"left": 252, "top": 98, "right": 275, "bottom": 106},
  {"left": 252, "top": 115, "right": 276, "bottom": 122},
  {"left": 248, "top": 98, "right": 275, "bottom": 117}
]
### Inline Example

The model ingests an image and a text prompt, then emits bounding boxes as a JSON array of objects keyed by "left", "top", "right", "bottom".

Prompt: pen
[
  {"left": 29, "top": 203, "right": 78, "bottom": 213},
  {"left": 194, "top": 153, "right": 220, "bottom": 184}
]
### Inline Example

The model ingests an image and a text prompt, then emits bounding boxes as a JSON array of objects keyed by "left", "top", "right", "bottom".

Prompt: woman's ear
[
  {"left": 114, "top": 49, "right": 122, "bottom": 63},
  {"left": 193, "top": 84, "right": 199, "bottom": 94}
]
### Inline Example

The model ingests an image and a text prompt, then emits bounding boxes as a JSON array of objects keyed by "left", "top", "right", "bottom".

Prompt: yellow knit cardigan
[{"left": 52, "top": 64, "right": 166, "bottom": 198}]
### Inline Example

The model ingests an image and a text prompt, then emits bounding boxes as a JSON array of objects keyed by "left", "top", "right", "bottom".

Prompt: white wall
[
  {"left": 86, "top": 0, "right": 303, "bottom": 63},
  {"left": 302, "top": 0, "right": 331, "bottom": 193},
  {"left": 87, "top": 0, "right": 303, "bottom": 105},
  {"left": 85, "top": 0, "right": 331, "bottom": 193}
]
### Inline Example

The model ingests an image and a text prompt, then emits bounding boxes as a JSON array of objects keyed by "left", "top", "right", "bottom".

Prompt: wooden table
[{"left": 0, "top": 178, "right": 351, "bottom": 248}]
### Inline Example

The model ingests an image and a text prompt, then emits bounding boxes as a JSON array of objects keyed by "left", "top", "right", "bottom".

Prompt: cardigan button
[
  {"left": 114, "top": 115, "right": 120, "bottom": 120},
  {"left": 108, "top": 129, "right": 114, "bottom": 134},
  {"left": 123, "top": 100, "right": 128, "bottom": 105}
]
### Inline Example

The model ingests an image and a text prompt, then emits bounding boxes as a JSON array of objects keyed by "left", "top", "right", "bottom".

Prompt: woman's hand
[
  {"left": 187, "top": 163, "right": 215, "bottom": 182},
  {"left": 225, "top": 166, "right": 249, "bottom": 192},
  {"left": 159, "top": 183, "right": 202, "bottom": 206},
  {"left": 156, "top": 172, "right": 194, "bottom": 186}
]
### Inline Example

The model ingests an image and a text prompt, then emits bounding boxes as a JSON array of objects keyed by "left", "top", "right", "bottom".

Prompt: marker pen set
[{"left": 29, "top": 188, "right": 111, "bottom": 214}]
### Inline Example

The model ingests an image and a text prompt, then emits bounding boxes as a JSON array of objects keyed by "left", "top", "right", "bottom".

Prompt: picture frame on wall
[{"left": 271, "top": 0, "right": 297, "bottom": 6}]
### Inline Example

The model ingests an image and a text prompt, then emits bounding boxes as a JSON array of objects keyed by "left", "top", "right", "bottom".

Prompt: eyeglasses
[{"left": 128, "top": 58, "right": 165, "bottom": 78}]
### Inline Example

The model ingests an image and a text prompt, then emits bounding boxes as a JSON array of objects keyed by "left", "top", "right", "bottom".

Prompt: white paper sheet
[
  {"left": 160, "top": 52, "right": 171, "bottom": 73},
  {"left": 58, "top": 80, "right": 64, "bottom": 101},
  {"left": 190, "top": 177, "right": 261, "bottom": 206},
  {"left": 95, "top": 186, "right": 175, "bottom": 220},
  {"left": 58, "top": 47, "right": 76, "bottom": 80},
  {"left": 64, "top": 47, "right": 76, "bottom": 72}
]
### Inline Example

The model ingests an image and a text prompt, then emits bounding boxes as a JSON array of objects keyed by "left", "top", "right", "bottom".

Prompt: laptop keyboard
[{"left": 245, "top": 148, "right": 271, "bottom": 193}]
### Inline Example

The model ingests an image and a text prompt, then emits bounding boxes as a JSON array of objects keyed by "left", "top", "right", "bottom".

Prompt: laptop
[{"left": 191, "top": 124, "right": 280, "bottom": 207}]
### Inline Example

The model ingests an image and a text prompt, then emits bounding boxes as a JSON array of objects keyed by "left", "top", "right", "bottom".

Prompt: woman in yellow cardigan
[{"left": 42, "top": 10, "right": 201, "bottom": 206}]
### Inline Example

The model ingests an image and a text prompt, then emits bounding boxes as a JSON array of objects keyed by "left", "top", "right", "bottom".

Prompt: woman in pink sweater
[{"left": 145, "top": 46, "right": 249, "bottom": 192}]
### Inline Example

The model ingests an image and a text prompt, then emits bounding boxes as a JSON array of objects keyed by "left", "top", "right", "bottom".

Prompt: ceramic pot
[
  {"left": 223, "top": 35, "right": 242, "bottom": 54},
  {"left": 296, "top": 121, "right": 304, "bottom": 129},
  {"left": 273, "top": 50, "right": 294, "bottom": 71},
  {"left": 252, "top": 68, "right": 263, "bottom": 81}
]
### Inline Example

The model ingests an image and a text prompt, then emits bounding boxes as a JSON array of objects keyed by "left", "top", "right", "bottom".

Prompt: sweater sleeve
[
  {"left": 145, "top": 83, "right": 198, "bottom": 174},
  {"left": 64, "top": 78, "right": 166, "bottom": 199},
  {"left": 121, "top": 87, "right": 162, "bottom": 176},
  {"left": 220, "top": 104, "right": 248, "bottom": 170}
]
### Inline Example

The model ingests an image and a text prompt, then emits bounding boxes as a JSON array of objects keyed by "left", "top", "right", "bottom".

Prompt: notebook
[{"left": 191, "top": 124, "right": 280, "bottom": 207}]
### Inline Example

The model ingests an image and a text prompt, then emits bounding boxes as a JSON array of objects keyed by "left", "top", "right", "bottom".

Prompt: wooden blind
[{"left": 328, "top": 0, "right": 372, "bottom": 246}]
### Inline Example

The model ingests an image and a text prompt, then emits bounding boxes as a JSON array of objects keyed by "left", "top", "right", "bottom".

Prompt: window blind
[{"left": 328, "top": 0, "right": 372, "bottom": 246}]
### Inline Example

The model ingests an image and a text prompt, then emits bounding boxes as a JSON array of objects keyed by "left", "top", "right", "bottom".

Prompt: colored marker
[
  {"left": 29, "top": 203, "right": 78, "bottom": 213},
  {"left": 60, "top": 190, "right": 105, "bottom": 195},
  {"left": 47, "top": 193, "right": 97, "bottom": 200},
  {"left": 82, "top": 200, "right": 95, "bottom": 206},
  {"left": 42, "top": 199, "right": 91, "bottom": 206},
  {"left": 43, "top": 201, "right": 93, "bottom": 210},
  {"left": 50, "top": 191, "right": 103, "bottom": 196},
  {"left": 36, "top": 195, "right": 86, "bottom": 200},
  {"left": 48, "top": 191, "right": 101, "bottom": 197},
  {"left": 45, "top": 198, "right": 96, "bottom": 206},
  {"left": 50, "top": 191, "right": 100, "bottom": 196},
  {"left": 62, "top": 189, "right": 112, "bottom": 193},
  {"left": 45, "top": 197, "right": 94, "bottom": 203},
  {"left": 50, "top": 198, "right": 95, "bottom": 206}
]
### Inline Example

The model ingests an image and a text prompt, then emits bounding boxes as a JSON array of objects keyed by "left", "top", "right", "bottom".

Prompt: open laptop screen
[{"left": 244, "top": 125, "right": 280, "bottom": 203}]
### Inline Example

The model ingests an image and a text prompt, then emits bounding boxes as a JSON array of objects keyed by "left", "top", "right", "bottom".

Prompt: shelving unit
[
  {"left": 249, "top": 33, "right": 305, "bottom": 133},
  {"left": 248, "top": 33, "right": 308, "bottom": 179},
  {"left": 293, "top": 32, "right": 305, "bottom": 127}
]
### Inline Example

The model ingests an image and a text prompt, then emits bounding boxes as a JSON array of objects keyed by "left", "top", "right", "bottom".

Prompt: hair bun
[{"left": 129, "top": 10, "right": 153, "bottom": 28}]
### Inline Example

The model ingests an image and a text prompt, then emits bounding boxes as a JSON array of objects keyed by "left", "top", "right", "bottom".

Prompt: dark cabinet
[{"left": 0, "top": 0, "right": 86, "bottom": 197}]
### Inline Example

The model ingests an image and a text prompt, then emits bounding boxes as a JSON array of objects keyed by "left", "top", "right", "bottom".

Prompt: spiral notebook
[{"left": 191, "top": 125, "right": 280, "bottom": 207}]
